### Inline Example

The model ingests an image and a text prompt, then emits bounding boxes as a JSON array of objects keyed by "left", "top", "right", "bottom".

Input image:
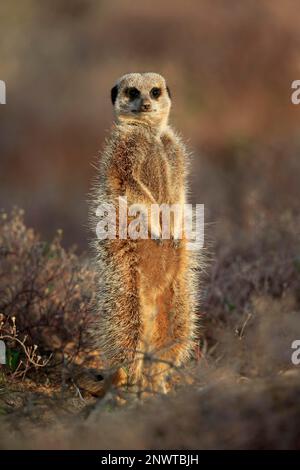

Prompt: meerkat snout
[
  {"left": 140, "top": 100, "right": 151, "bottom": 112},
  {"left": 111, "top": 72, "right": 171, "bottom": 130}
]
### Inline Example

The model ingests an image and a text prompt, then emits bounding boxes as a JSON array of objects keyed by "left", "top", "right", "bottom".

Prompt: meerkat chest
[
  {"left": 144, "top": 139, "right": 170, "bottom": 172},
  {"left": 139, "top": 139, "right": 172, "bottom": 200}
]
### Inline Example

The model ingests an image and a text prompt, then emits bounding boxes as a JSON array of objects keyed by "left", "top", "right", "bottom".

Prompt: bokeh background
[
  {"left": 1, "top": 1, "right": 300, "bottom": 449},
  {"left": 1, "top": 0, "right": 300, "bottom": 248}
]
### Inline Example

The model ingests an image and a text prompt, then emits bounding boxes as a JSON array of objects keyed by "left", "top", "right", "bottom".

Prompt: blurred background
[
  {"left": 1, "top": 2, "right": 300, "bottom": 448},
  {"left": 0, "top": 0, "right": 300, "bottom": 248}
]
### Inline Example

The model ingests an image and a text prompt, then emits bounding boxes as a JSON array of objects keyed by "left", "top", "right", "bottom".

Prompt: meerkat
[{"left": 90, "top": 72, "right": 199, "bottom": 394}]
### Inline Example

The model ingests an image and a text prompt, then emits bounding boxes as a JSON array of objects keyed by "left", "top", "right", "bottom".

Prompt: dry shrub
[
  {"left": 2, "top": 369, "right": 300, "bottom": 450},
  {"left": 0, "top": 208, "right": 97, "bottom": 380},
  {"left": 1, "top": 209, "right": 300, "bottom": 450},
  {"left": 201, "top": 214, "right": 300, "bottom": 376}
]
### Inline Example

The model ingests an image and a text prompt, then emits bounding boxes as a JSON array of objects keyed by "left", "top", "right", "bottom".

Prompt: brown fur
[{"left": 90, "top": 73, "right": 199, "bottom": 393}]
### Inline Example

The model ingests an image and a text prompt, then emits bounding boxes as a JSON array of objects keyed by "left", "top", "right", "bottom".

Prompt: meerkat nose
[{"left": 141, "top": 101, "right": 151, "bottom": 111}]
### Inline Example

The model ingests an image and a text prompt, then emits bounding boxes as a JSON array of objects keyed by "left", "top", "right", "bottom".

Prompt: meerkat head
[{"left": 111, "top": 72, "right": 171, "bottom": 131}]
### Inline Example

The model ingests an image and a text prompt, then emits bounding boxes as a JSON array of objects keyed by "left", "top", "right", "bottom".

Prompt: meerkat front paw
[
  {"left": 152, "top": 236, "right": 164, "bottom": 246},
  {"left": 171, "top": 236, "right": 181, "bottom": 249}
]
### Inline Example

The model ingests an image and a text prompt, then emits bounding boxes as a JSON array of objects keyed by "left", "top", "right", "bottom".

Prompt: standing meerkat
[{"left": 90, "top": 72, "right": 199, "bottom": 394}]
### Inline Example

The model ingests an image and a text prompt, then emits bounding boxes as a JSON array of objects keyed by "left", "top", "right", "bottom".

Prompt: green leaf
[
  {"left": 6, "top": 348, "right": 20, "bottom": 371},
  {"left": 225, "top": 299, "right": 236, "bottom": 312},
  {"left": 294, "top": 257, "right": 300, "bottom": 273}
]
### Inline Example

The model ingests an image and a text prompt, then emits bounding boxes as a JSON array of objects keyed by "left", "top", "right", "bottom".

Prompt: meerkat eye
[
  {"left": 126, "top": 87, "right": 140, "bottom": 100},
  {"left": 150, "top": 87, "right": 161, "bottom": 99}
]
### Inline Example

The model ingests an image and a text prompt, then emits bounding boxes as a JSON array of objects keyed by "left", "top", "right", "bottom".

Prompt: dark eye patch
[
  {"left": 111, "top": 85, "right": 118, "bottom": 104},
  {"left": 126, "top": 87, "right": 140, "bottom": 100},
  {"left": 150, "top": 87, "right": 161, "bottom": 99}
]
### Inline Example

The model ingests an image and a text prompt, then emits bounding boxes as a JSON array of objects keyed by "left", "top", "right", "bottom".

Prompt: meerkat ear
[
  {"left": 166, "top": 86, "right": 171, "bottom": 99},
  {"left": 111, "top": 85, "right": 119, "bottom": 104}
]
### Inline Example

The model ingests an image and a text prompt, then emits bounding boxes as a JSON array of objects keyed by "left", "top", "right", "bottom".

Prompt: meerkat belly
[
  {"left": 136, "top": 239, "right": 181, "bottom": 350},
  {"left": 137, "top": 239, "right": 179, "bottom": 289}
]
